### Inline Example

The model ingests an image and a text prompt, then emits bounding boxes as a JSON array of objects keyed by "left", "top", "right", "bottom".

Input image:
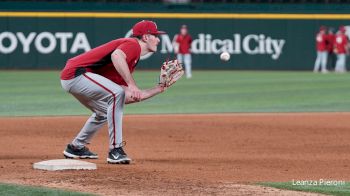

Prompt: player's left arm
[
  {"left": 123, "top": 59, "right": 184, "bottom": 104},
  {"left": 122, "top": 85, "right": 166, "bottom": 104}
]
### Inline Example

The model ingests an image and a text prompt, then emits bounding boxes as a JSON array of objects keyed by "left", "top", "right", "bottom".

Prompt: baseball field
[{"left": 1, "top": 70, "right": 350, "bottom": 195}]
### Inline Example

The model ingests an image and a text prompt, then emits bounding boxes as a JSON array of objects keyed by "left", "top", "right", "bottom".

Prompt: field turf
[
  {"left": 0, "top": 183, "right": 94, "bottom": 196},
  {"left": 1, "top": 70, "right": 350, "bottom": 116},
  {"left": 260, "top": 182, "right": 350, "bottom": 196}
]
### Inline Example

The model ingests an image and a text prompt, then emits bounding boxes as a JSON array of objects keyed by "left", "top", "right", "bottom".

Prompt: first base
[{"left": 33, "top": 159, "right": 97, "bottom": 171}]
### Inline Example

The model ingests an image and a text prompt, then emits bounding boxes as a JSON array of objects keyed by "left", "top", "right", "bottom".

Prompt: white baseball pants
[
  {"left": 335, "top": 54, "right": 347, "bottom": 73},
  {"left": 177, "top": 53, "right": 192, "bottom": 78},
  {"left": 61, "top": 72, "right": 125, "bottom": 150},
  {"left": 313, "top": 51, "right": 328, "bottom": 73}
]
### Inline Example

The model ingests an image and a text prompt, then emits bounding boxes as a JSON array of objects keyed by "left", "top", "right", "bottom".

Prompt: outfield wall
[{"left": 0, "top": 2, "right": 350, "bottom": 70}]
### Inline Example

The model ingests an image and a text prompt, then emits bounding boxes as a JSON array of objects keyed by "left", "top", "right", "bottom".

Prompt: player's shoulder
[
  {"left": 113, "top": 37, "right": 141, "bottom": 51},
  {"left": 115, "top": 37, "right": 139, "bottom": 45},
  {"left": 114, "top": 38, "right": 141, "bottom": 57}
]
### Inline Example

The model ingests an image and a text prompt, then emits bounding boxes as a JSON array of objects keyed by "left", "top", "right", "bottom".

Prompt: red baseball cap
[{"left": 132, "top": 20, "right": 166, "bottom": 36}]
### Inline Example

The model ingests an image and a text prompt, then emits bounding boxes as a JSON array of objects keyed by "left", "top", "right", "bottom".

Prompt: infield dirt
[{"left": 0, "top": 113, "right": 349, "bottom": 195}]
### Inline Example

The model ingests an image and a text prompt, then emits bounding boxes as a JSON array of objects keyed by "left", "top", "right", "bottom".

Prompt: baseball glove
[{"left": 159, "top": 59, "right": 184, "bottom": 88}]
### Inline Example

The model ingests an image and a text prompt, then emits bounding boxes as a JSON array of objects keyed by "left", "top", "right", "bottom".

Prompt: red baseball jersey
[
  {"left": 316, "top": 33, "right": 327, "bottom": 51},
  {"left": 334, "top": 34, "right": 348, "bottom": 54},
  {"left": 61, "top": 38, "right": 141, "bottom": 86},
  {"left": 176, "top": 34, "right": 192, "bottom": 54},
  {"left": 326, "top": 34, "right": 336, "bottom": 53}
]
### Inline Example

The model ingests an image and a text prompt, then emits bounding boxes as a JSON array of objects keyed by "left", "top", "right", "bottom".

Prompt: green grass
[
  {"left": 1, "top": 70, "right": 350, "bottom": 116},
  {"left": 260, "top": 181, "right": 350, "bottom": 196},
  {"left": 0, "top": 183, "right": 95, "bottom": 196}
]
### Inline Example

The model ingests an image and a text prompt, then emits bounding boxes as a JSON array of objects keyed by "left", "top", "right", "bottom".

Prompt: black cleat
[
  {"left": 107, "top": 147, "right": 131, "bottom": 164},
  {"left": 63, "top": 144, "right": 98, "bottom": 159}
]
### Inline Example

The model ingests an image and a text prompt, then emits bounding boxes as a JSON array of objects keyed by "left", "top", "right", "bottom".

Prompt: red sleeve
[
  {"left": 189, "top": 35, "right": 193, "bottom": 44},
  {"left": 117, "top": 41, "right": 139, "bottom": 61}
]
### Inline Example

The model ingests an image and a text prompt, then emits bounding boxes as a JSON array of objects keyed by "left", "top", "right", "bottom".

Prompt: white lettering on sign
[
  {"left": 0, "top": 32, "right": 91, "bottom": 54},
  {"left": 17, "top": 32, "right": 36, "bottom": 53},
  {"left": 55, "top": 32, "right": 73, "bottom": 53},
  {"left": 0, "top": 32, "right": 18, "bottom": 54},
  {"left": 190, "top": 33, "right": 285, "bottom": 60},
  {"left": 35, "top": 32, "right": 56, "bottom": 54},
  {"left": 70, "top": 32, "right": 91, "bottom": 53},
  {"left": 124, "top": 30, "right": 285, "bottom": 61}
]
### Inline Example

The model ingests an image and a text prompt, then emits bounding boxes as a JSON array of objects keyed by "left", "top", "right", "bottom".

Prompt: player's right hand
[{"left": 128, "top": 84, "right": 142, "bottom": 101}]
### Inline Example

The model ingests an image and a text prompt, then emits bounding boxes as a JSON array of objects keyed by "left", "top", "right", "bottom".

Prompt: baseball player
[
  {"left": 60, "top": 20, "right": 179, "bottom": 164},
  {"left": 334, "top": 26, "right": 348, "bottom": 73},
  {"left": 326, "top": 28, "right": 336, "bottom": 71},
  {"left": 313, "top": 26, "right": 328, "bottom": 73},
  {"left": 173, "top": 25, "right": 193, "bottom": 78}
]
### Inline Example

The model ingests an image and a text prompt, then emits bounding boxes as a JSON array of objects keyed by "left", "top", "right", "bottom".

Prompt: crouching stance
[{"left": 60, "top": 20, "right": 183, "bottom": 164}]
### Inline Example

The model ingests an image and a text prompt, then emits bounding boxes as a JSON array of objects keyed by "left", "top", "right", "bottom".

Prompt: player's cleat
[
  {"left": 63, "top": 144, "right": 98, "bottom": 159},
  {"left": 107, "top": 147, "right": 131, "bottom": 164}
]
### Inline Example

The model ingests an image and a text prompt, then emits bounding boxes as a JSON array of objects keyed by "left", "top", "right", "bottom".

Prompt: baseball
[{"left": 220, "top": 52, "right": 230, "bottom": 61}]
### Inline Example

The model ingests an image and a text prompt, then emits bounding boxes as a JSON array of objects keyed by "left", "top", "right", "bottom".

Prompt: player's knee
[
  {"left": 117, "top": 89, "right": 126, "bottom": 103},
  {"left": 114, "top": 87, "right": 125, "bottom": 98},
  {"left": 120, "top": 88, "right": 125, "bottom": 96},
  {"left": 107, "top": 87, "right": 125, "bottom": 104}
]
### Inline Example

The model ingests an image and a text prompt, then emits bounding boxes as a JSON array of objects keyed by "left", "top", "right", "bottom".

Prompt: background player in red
[
  {"left": 313, "top": 26, "right": 328, "bottom": 73},
  {"left": 334, "top": 26, "right": 348, "bottom": 73},
  {"left": 173, "top": 25, "right": 193, "bottom": 78},
  {"left": 326, "top": 27, "right": 336, "bottom": 71},
  {"left": 60, "top": 20, "right": 167, "bottom": 164}
]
